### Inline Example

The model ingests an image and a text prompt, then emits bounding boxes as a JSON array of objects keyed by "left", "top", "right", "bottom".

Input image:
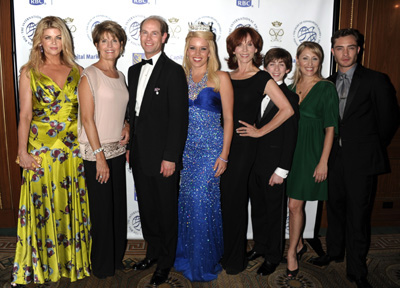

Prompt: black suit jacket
[
  {"left": 252, "top": 83, "right": 299, "bottom": 176},
  {"left": 328, "top": 64, "right": 399, "bottom": 175},
  {"left": 127, "top": 52, "right": 189, "bottom": 175}
]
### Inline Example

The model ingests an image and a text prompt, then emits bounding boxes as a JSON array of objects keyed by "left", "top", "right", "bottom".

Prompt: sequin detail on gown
[
  {"left": 11, "top": 67, "right": 91, "bottom": 285},
  {"left": 174, "top": 75, "right": 223, "bottom": 282}
]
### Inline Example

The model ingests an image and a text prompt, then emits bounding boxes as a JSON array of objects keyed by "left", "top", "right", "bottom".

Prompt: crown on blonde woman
[{"left": 188, "top": 22, "right": 212, "bottom": 32}]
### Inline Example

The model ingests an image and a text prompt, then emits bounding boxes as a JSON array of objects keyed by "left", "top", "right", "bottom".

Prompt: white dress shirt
[
  {"left": 135, "top": 51, "right": 162, "bottom": 116},
  {"left": 260, "top": 80, "right": 289, "bottom": 179}
]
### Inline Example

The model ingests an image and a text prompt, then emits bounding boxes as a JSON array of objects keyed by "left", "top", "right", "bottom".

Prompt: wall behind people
[{"left": 13, "top": 0, "right": 335, "bottom": 238}]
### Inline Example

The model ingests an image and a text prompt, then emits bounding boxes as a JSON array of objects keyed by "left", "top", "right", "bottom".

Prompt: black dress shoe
[
  {"left": 257, "top": 260, "right": 279, "bottom": 276},
  {"left": 247, "top": 249, "right": 264, "bottom": 261},
  {"left": 116, "top": 261, "right": 125, "bottom": 270},
  {"left": 150, "top": 267, "right": 170, "bottom": 285},
  {"left": 347, "top": 275, "right": 372, "bottom": 288},
  {"left": 309, "top": 254, "right": 344, "bottom": 267},
  {"left": 132, "top": 257, "right": 157, "bottom": 270}
]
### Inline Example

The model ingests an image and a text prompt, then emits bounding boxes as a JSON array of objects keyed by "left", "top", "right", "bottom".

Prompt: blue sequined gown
[{"left": 174, "top": 76, "right": 224, "bottom": 282}]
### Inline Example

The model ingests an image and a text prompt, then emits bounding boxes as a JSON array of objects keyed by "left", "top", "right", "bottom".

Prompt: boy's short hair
[{"left": 263, "top": 48, "right": 293, "bottom": 73}]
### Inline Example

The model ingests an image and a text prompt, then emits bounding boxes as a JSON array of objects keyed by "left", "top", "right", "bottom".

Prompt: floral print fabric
[{"left": 12, "top": 67, "right": 91, "bottom": 285}]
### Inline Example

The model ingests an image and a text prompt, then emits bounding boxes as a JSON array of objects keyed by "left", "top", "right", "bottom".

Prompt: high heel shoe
[
  {"left": 286, "top": 267, "right": 299, "bottom": 278},
  {"left": 296, "top": 244, "right": 307, "bottom": 260},
  {"left": 287, "top": 254, "right": 299, "bottom": 278}
]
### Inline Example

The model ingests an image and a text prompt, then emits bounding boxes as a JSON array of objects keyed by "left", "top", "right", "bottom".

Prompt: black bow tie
[{"left": 141, "top": 58, "right": 153, "bottom": 65}]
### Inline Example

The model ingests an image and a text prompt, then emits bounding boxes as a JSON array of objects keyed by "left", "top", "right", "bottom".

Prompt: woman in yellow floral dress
[{"left": 11, "top": 16, "right": 91, "bottom": 286}]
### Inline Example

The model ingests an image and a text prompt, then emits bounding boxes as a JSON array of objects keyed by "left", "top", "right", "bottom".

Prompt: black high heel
[
  {"left": 287, "top": 253, "right": 299, "bottom": 278},
  {"left": 286, "top": 267, "right": 299, "bottom": 278},
  {"left": 297, "top": 244, "right": 307, "bottom": 260}
]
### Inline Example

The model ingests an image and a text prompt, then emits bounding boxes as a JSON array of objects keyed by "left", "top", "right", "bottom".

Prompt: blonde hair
[
  {"left": 182, "top": 30, "right": 221, "bottom": 91},
  {"left": 21, "top": 16, "right": 78, "bottom": 77},
  {"left": 291, "top": 41, "right": 324, "bottom": 86}
]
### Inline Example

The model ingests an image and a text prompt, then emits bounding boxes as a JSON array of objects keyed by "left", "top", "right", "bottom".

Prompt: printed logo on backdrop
[
  {"left": 125, "top": 15, "right": 146, "bottom": 46},
  {"left": 21, "top": 15, "right": 41, "bottom": 45},
  {"left": 168, "top": 17, "right": 182, "bottom": 41},
  {"left": 29, "top": 0, "right": 45, "bottom": 5},
  {"left": 64, "top": 17, "right": 76, "bottom": 33},
  {"left": 229, "top": 17, "right": 258, "bottom": 33},
  {"left": 132, "top": 53, "right": 145, "bottom": 65},
  {"left": 194, "top": 16, "right": 221, "bottom": 41},
  {"left": 293, "top": 20, "right": 321, "bottom": 45},
  {"left": 86, "top": 15, "right": 112, "bottom": 43},
  {"left": 236, "top": 0, "right": 252, "bottom": 7},
  {"left": 128, "top": 211, "right": 142, "bottom": 235},
  {"left": 132, "top": 0, "right": 149, "bottom": 4},
  {"left": 170, "top": 54, "right": 184, "bottom": 65},
  {"left": 269, "top": 21, "right": 284, "bottom": 42}
]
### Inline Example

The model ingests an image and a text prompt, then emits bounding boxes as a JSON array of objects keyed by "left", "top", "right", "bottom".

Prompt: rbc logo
[
  {"left": 30, "top": 0, "right": 45, "bottom": 5},
  {"left": 237, "top": 0, "right": 251, "bottom": 7},
  {"left": 132, "top": 0, "right": 148, "bottom": 4}
]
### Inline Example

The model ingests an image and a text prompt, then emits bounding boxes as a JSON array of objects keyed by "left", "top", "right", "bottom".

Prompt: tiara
[{"left": 188, "top": 22, "right": 212, "bottom": 32}]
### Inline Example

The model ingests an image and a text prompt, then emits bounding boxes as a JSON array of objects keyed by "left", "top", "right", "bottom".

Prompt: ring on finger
[{"left": 99, "top": 175, "right": 103, "bottom": 178}]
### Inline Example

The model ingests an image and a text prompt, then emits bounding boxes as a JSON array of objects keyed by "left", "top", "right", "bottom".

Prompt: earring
[
  {"left": 39, "top": 45, "right": 43, "bottom": 53},
  {"left": 233, "top": 55, "right": 237, "bottom": 63}
]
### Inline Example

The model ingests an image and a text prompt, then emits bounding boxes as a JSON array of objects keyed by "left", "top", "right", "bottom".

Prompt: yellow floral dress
[{"left": 12, "top": 67, "right": 91, "bottom": 285}]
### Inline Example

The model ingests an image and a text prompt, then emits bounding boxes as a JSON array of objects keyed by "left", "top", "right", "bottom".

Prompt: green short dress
[{"left": 287, "top": 80, "right": 339, "bottom": 201}]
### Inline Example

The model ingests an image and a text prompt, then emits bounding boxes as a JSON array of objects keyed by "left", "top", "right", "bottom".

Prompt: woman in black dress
[{"left": 220, "top": 27, "right": 294, "bottom": 274}]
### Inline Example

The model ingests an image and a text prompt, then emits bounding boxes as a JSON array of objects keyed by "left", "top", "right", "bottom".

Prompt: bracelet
[
  {"left": 93, "top": 147, "right": 104, "bottom": 156},
  {"left": 218, "top": 156, "right": 228, "bottom": 163}
]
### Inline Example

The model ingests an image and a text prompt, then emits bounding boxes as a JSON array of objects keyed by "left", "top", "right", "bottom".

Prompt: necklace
[
  {"left": 188, "top": 70, "right": 208, "bottom": 101},
  {"left": 297, "top": 78, "right": 319, "bottom": 102}
]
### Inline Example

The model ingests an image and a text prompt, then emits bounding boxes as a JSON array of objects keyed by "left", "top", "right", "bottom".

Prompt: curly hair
[{"left": 21, "top": 16, "right": 78, "bottom": 77}]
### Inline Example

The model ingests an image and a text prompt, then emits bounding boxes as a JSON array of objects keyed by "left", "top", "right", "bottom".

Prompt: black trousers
[
  {"left": 326, "top": 148, "right": 374, "bottom": 278},
  {"left": 132, "top": 159, "right": 179, "bottom": 269},
  {"left": 84, "top": 155, "right": 127, "bottom": 278},
  {"left": 220, "top": 138, "right": 256, "bottom": 273},
  {"left": 249, "top": 168, "right": 287, "bottom": 264}
]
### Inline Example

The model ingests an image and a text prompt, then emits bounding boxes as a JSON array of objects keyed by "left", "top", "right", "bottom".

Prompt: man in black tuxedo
[
  {"left": 311, "top": 29, "right": 399, "bottom": 288},
  {"left": 247, "top": 48, "right": 299, "bottom": 275},
  {"left": 126, "top": 16, "right": 188, "bottom": 286}
]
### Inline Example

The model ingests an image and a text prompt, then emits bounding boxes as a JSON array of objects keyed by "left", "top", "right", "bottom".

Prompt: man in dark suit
[
  {"left": 311, "top": 29, "right": 399, "bottom": 288},
  {"left": 247, "top": 48, "right": 299, "bottom": 275},
  {"left": 126, "top": 16, "right": 188, "bottom": 286}
]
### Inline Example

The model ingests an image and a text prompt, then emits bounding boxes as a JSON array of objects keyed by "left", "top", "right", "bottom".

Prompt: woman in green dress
[
  {"left": 286, "top": 42, "right": 339, "bottom": 278},
  {"left": 12, "top": 16, "right": 91, "bottom": 286}
]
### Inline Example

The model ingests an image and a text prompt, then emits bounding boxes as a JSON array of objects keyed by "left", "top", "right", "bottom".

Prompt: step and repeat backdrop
[{"left": 14, "top": 0, "right": 335, "bottom": 239}]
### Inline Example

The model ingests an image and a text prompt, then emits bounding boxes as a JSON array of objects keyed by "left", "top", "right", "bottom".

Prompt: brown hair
[
  {"left": 140, "top": 16, "right": 168, "bottom": 35},
  {"left": 331, "top": 28, "right": 362, "bottom": 47},
  {"left": 92, "top": 20, "right": 127, "bottom": 56},
  {"left": 263, "top": 48, "right": 293, "bottom": 80},
  {"left": 226, "top": 27, "right": 263, "bottom": 70}
]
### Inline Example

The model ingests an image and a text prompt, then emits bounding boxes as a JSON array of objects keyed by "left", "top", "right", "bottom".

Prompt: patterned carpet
[{"left": 1, "top": 234, "right": 399, "bottom": 288}]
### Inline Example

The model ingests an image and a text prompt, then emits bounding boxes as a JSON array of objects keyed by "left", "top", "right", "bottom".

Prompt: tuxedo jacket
[
  {"left": 127, "top": 52, "right": 188, "bottom": 175},
  {"left": 328, "top": 64, "right": 399, "bottom": 175},
  {"left": 252, "top": 83, "right": 299, "bottom": 176}
]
